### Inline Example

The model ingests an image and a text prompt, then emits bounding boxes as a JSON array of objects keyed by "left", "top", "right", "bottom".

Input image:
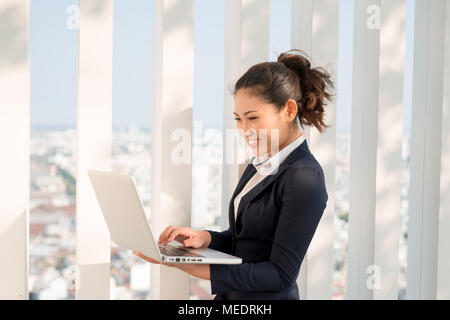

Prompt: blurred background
[{"left": 1, "top": 0, "right": 449, "bottom": 300}]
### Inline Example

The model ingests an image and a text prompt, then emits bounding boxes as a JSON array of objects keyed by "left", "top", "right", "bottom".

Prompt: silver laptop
[{"left": 87, "top": 169, "right": 242, "bottom": 265}]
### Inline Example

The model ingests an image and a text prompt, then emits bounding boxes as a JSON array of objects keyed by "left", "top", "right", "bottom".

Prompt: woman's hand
[
  {"left": 132, "top": 225, "right": 212, "bottom": 280},
  {"left": 158, "top": 226, "right": 211, "bottom": 249},
  {"left": 132, "top": 251, "right": 211, "bottom": 280},
  {"left": 132, "top": 251, "right": 176, "bottom": 267}
]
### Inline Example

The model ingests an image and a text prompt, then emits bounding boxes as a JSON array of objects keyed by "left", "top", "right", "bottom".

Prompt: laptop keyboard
[{"left": 158, "top": 244, "right": 204, "bottom": 257}]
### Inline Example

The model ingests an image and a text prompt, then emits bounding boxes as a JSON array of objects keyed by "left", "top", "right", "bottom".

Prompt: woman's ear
[{"left": 283, "top": 99, "right": 299, "bottom": 123}]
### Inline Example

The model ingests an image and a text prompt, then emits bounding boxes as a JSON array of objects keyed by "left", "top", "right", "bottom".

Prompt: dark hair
[{"left": 233, "top": 49, "right": 334, "bottom": 133}]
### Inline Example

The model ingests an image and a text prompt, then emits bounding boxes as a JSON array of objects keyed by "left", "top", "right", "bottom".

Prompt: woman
[{"left": 133, "top": 49, "right": 333, "bottom": 300}]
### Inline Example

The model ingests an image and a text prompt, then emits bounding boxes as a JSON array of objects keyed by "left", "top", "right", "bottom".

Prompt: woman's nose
[{"left": 241, "top": 124, "right": 256, "bottom": 137}]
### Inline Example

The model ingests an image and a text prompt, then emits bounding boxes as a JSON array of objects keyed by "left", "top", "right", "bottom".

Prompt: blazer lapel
[
  {"left": 231, "top": 163, "right": 257, "bottom": 201},
  {"left": 233, "top": 139, "right": 312, "bottom": 230},
  {"left": 228, "top": 163, "right": 257, "bottom": 235}
]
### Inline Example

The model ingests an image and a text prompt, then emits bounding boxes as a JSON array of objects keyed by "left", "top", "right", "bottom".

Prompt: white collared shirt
[
  {"left": 208, "top": 119, "right": 305, "bottom": 296},
  {"left": 233, "top": 128, "right": 306, "bottom": 221}
]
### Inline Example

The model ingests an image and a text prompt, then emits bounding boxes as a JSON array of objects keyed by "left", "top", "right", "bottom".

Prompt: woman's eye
[{"left": 233, "top": 117, "right": 257, "bottom": 121}]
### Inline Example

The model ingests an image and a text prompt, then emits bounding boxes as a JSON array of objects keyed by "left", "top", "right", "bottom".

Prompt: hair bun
[
  {"left": 278, "top": 50, "right": 311, "bottom": 76},
  {"left": 278, "top": 49, "right": 335, "bottom": 133}
]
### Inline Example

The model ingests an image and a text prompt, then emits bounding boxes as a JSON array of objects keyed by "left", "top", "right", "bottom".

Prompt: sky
[{"left": 30, "top": 0, "right": 412, "bottom": 133}]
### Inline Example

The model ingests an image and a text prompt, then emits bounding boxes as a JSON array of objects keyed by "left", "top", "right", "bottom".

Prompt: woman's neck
[
  {"left": 280, "top": 129, "right": 302, "bottom": 152},
  {"left": 258, "top": 128, "right": 302, "bottom": 160}
]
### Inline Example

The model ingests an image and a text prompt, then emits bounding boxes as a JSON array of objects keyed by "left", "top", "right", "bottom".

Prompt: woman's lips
[{"left": 247, "top": 139, "right": 259, "bottom": 148}]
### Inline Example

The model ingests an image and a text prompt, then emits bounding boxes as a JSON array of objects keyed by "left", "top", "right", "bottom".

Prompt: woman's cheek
[{"left": 257, "top": 135, "right": 270, "bottom": 155}]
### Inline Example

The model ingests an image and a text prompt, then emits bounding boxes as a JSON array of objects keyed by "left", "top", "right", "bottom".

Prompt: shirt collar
[{"left": 250, "top": 133, "right": 306, "bottom": 175}]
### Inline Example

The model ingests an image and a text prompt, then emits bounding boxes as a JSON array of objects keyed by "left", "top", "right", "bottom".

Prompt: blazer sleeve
[
  {"left": 203, "top": 227, "right": 233, "bottom": 254},
  {"left": 209, "top": 166, "right": 328, "bottom": 294}
]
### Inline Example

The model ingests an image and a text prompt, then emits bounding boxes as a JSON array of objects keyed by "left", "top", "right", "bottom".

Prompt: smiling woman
[
  {"left": 200, "top": 50, "right": 333, "bottom": 300},
  {"left": 136, "top": 49, "right": 334, "bottom": 300}
]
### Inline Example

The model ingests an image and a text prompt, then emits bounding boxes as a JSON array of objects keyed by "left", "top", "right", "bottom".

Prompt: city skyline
[{"left": 29, "top": 0, "right": 393, "bottom": 134}]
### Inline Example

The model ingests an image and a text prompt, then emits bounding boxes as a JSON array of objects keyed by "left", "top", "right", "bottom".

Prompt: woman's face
[{"left": 234, "top": 88, "right": 299, "bottom": 157}]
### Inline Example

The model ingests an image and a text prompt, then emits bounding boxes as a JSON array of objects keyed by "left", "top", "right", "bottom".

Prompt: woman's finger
[
  {"left": 165, "top": 228, "right": 189, "bottom": 244},
  {"left": 132, "top": 252, "right": 177, "bottom": 268},
  {"left": 159, "top": 226, "right": 177, "bottom": 244},
  {"left": 174, "top": 234, "right": 188, "bottom": 243},
  {"left": 132, "top": 251, "right": 161, "bottom": 264},
  {"left": 182, "top": 238, "right": 196, "bottom": 248},
  {"left": 158, "top": 225, "right": 174, "bottom": 243}
]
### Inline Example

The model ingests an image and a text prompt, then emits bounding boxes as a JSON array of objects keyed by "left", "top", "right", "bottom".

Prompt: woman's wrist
[{"left": 199, "top": 230, "right": 211, "bottom": 248}]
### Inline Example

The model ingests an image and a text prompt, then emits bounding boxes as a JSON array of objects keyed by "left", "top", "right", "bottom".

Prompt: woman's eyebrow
[{"left": 233, "top": 110, "right": 257, "bottom": 116}]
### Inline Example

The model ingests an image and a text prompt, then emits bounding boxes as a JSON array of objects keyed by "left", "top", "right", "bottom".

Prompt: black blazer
[{"left": 204, "top": 139, "right": 328, "bottom": 300}]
